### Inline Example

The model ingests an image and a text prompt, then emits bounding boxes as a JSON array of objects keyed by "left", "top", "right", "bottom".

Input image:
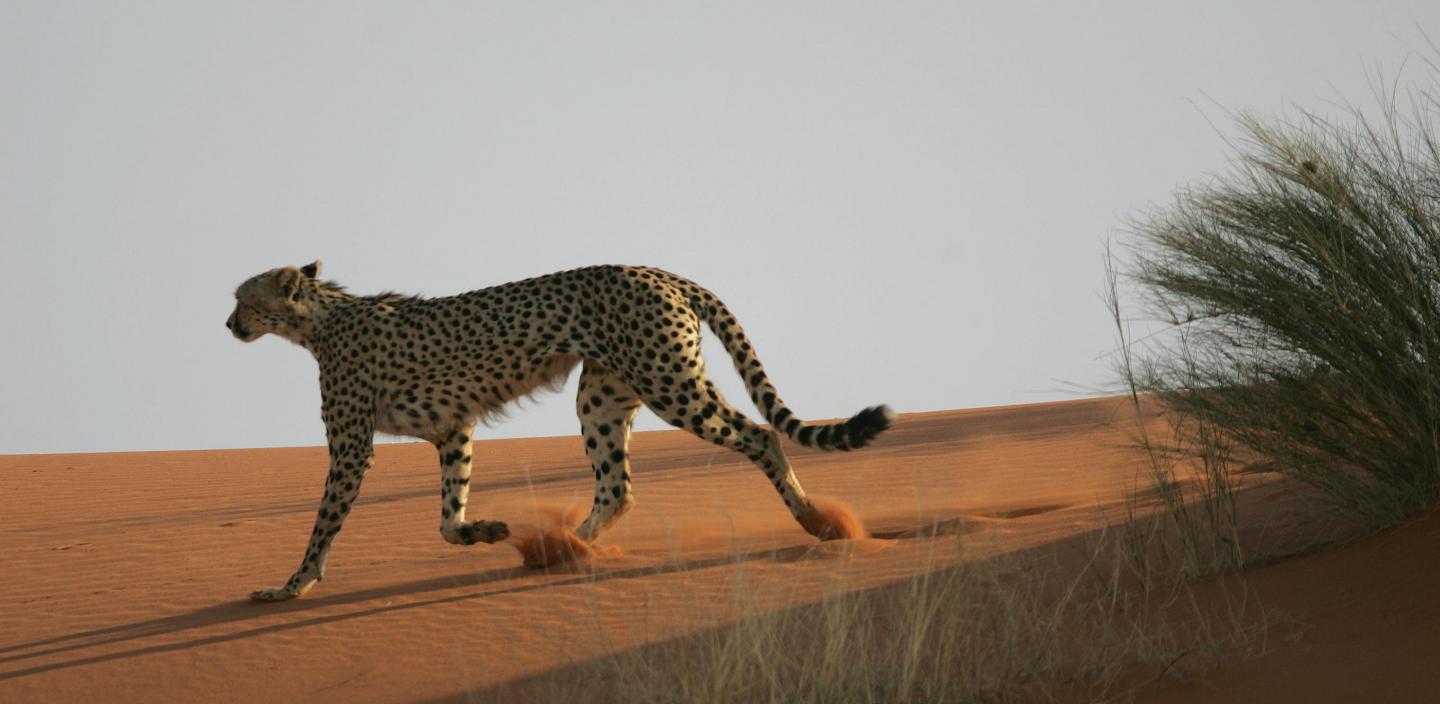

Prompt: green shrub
[{"left": 1122, "top": 69, "right": 1440, "bottom": 525}]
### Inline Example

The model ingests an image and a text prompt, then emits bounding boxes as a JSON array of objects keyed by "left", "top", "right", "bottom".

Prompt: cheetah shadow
[
  {"left": 0, "top": 539, "right": 840, "bottom": 682},
  {"left": 0, "top": 502, "right": 1002, "bottom": 683}
]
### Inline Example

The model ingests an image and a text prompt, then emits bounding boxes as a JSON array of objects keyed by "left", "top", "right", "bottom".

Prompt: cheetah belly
[
  {"left": 371, "top": 402, "right": 412, "bottom": 437},
  {"left": 372, "top": 406, "right": 414, "bottom": 437},
  {"left": 371, "top": 390, "right": 451, "bottom": 439}
]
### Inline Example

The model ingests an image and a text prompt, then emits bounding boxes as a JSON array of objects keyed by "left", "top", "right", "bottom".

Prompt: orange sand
[
  {"left": 1, "top": 397, "right": 1432, "bottom": 702},
  {"left": 1135, "top": 507, "right": 1440, "bottom": 704},
  {"left": 799, "top": 496, "right": 868, "bottom": 540},
  {"left": 504, "top": 504, "right": 619, "bottom": 569}
]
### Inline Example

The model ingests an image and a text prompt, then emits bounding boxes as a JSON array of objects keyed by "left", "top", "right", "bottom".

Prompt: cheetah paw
[
  {"left": 457, "top": 520, "right": 510, "bottom": 545},
  {"left": 250, "top": 587, "right": 300, "bottom": 602},
  {"left": 249, "top": 573, "right": 317, "bottom": 602}
]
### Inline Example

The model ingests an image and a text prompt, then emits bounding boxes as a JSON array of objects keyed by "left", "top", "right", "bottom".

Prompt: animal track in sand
[
  {"left": 863, "top": 506, "right": 1064, "bottom": 540},
  {"left": 871, "top": 517, "right": 974, "bottom": 540},
  {"left": 975, "top": 503, "right": 1070, "bottom": 520}
]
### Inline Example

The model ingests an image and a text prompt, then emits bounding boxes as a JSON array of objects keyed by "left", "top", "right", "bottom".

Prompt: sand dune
[
  {"left": 0, "top": 397, "right": 1430, "bottom": 702},
  {"left": 1136, "top": 507, "right": 1440, "bottom": 703}
]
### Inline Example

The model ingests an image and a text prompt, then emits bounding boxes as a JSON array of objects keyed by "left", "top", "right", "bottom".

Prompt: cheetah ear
[
  {"left": 275, "top": 268, "right": 303, "bottom": 301},
  {"left": 300, "top": 260, "right": 321, "bottom": 279}
]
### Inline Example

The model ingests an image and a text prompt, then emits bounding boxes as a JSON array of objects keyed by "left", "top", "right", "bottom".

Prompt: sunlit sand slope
[{"left": 0, "top": 396, "right": 1304, "bottom": 703}]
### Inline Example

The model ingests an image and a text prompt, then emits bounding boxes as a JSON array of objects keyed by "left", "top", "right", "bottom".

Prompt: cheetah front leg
[
  {"left": 251, "top": 416, "right": 374, "bottom": 602},
  {"left": 433, "top": 428, "right": 509, "bottom": 545}
]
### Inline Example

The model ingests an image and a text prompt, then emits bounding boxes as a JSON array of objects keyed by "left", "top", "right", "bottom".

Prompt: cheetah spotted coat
[{"left": 228, "top": 262, "right": 893, "bottom": 600}]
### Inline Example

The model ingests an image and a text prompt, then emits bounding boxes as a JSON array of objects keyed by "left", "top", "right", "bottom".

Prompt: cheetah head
[{"left": 227, "top": 261, "right": 321, "bottom": 344}]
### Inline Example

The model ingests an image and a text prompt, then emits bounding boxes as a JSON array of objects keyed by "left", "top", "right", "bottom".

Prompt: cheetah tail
[
  {"left": 784, "top": 404, "right": 898, "bottom": 452},
  {"left": 688, "top": 289, "right": 896, "bottom": 452}
]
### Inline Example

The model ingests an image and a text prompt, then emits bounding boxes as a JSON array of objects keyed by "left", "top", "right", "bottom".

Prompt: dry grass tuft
[{"left": 511, "top": 524, "right": 1264, "bottom": 704}]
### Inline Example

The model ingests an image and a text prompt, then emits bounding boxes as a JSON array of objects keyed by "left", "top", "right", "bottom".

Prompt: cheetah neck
[{"left": 285, "top": 289, "right": 352, "bottom": 354}]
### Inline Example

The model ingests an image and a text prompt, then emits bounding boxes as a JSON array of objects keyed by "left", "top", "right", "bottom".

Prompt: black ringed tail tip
[
  {"left": 840, "top": 404, "right": 896, "bottom": 450},
  {"left": 792, "top": 404, "right": 896, "bottom": 451}
]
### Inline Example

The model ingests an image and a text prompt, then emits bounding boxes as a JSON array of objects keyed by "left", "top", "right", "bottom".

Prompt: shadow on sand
[{"left": 0, "top": 531, "right": 906, "bottom": 682}]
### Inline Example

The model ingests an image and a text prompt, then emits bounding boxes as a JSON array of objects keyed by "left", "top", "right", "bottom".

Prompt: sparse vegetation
[
  {"left": 512, "top": 529, "right": 1262, "bottom": 704},
  {"left": 1113, "top": 65, "right": 1440, "bottom": 527},
  {"left": 1107, "top": 245, "right": 1245, "bottom": 586}
]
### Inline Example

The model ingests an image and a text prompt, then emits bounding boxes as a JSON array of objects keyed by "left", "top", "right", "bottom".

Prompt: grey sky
[{"left": 2, "top": 2, "right": 1437, "bottom": 454}]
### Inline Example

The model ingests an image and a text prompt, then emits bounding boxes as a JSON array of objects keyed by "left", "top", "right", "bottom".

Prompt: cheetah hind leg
[
  {"left": 509, "top": 362, "right": 638, "bottom": 568},
  {"left": 649, "top": 370, "right": 868, "bottom": 541},
  {"left": 572, "top": 363, "right": 643, "bottom": 543},
  {"left": 754, "top": 427, "right": 868, "bottom": 541}
]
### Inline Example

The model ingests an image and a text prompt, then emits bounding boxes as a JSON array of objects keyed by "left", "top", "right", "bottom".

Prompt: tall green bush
[{"left": 1125, "top": 70, "right": 1440, "bottom": 525}]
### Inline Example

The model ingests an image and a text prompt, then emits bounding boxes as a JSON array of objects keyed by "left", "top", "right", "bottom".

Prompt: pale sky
[{"left": 3, "top": 2, "right": 1437, "bottom": 454}]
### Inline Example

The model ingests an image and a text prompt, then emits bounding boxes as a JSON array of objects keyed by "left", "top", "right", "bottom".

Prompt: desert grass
[
  {"left": 1107, "top": 246, "right": 1245, "bottom": 586},
  {"left": 1111, "top": 63, "right": 1440, "bottom": 527},
  {"left": 503, "top": 522, "right": 1263, "bottom": 704}
]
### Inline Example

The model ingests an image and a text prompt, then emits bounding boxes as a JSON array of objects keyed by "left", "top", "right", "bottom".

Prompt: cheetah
[{"left": 228, "top": 262, "right": 894, "bottom": 601}]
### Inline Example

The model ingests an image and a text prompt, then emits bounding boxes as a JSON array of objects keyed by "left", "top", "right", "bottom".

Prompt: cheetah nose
[{"left": 226, "top": 313, "right": 249, "bottom": 339}]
